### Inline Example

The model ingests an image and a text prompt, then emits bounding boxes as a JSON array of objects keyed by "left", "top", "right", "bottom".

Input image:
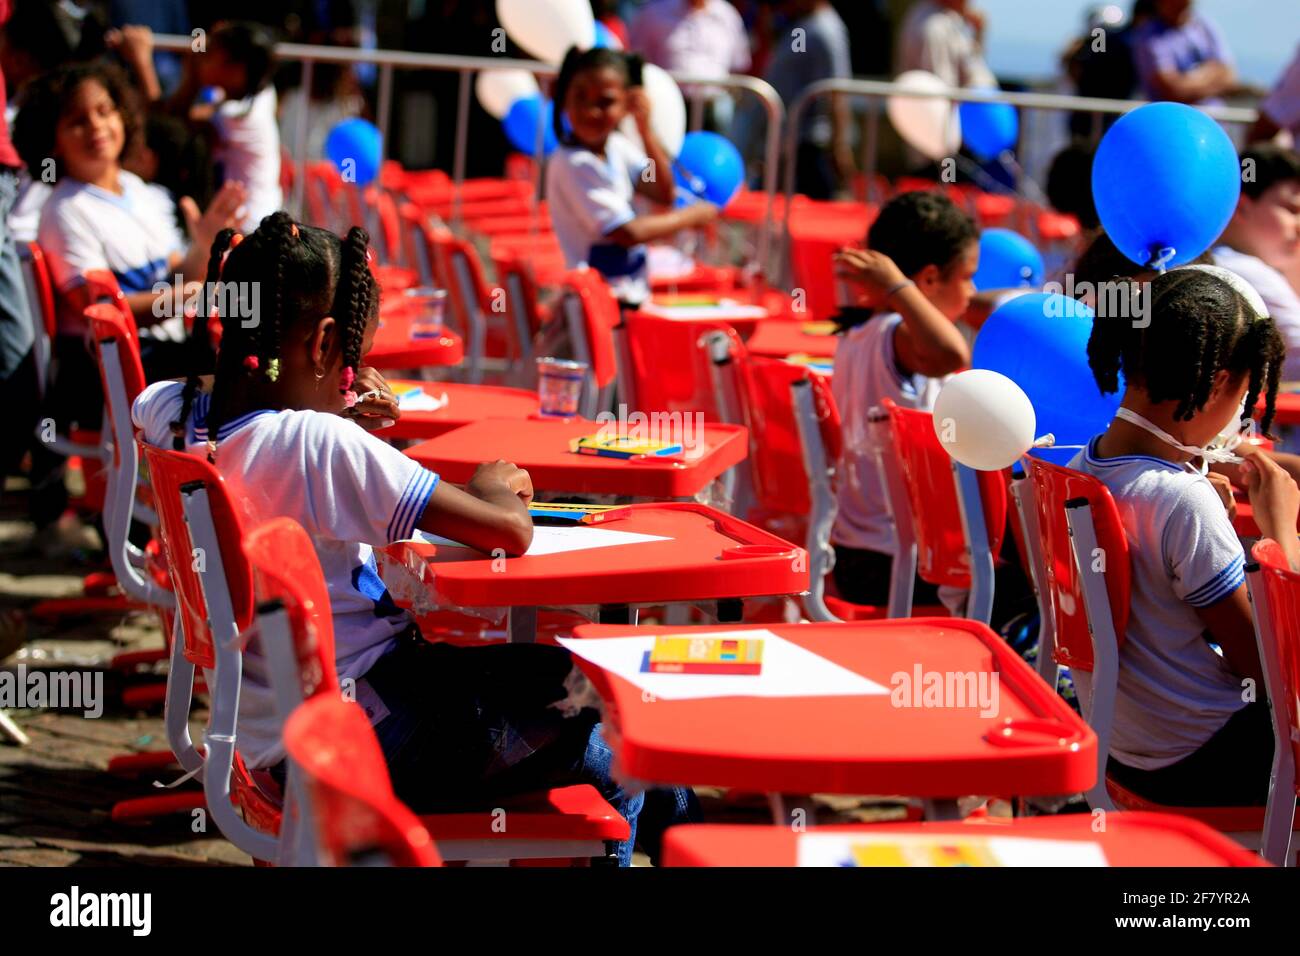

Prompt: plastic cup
[
  {"left": 536, "top": 357, "right": 588, "bottom": 417},
  {"left": 404, "top": 287, "right": 448, "bottom": 340}
]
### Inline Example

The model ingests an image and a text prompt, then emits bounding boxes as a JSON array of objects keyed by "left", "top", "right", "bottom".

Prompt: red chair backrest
[
  {"left": 885, "top": 401, "right": 1008, "bottom": 588},
  {"left": 623, "top": 312, "right": 741, "bottom": 419},
  {"left": 139, "top": 444, "right": 255, "bottom": 669},
  {"left": 1025, "top": 457, "right": 1130, "bottom": 671},
  {"left": 1249, "top": 539, "right": 1300, "bottom": 770},
  {"left": 83, "top": 269, "right": 136, "bottom": 333},
  {"left": 23, "top": 242, "right": 58, "bottom": 339},
  {"left": 425, "top": 228, "right": 518, "bottom": 360},
  {"left": 88, "top": 304, "right": 146, "bottom": 469},
  {"left": 742, "top": 356, "right": 841, "bottom": 518},
  {"left": 559, "top": 268, "right": 620, "bottom": 389},
  {"left": 241, "top": 518, "right": 340, "bottom": 701},
  {"left": 283, "top": 695, "right": 442, "bottom": 867}
]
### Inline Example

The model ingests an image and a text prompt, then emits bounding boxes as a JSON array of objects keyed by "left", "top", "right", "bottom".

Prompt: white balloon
[
  {"left": 476, "top": 69, "right": 539, "bottom": 120},
  {"left": 887, "top": 70, "right": 962, "bottom": 161},
  {"left": 1177, "top": 263, "right": 1271, "bottom": 321},
  {"left": 933, "top": 369, "right": 1037, "bottom": 471},
  {"left": 618, "top": 62, "right": 686, "bottom": 158},
  {"left": 496, "top": 0, "right": 595, "bottom": 65}
]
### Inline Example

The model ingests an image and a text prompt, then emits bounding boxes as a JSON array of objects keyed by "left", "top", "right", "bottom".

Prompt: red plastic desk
[
  {"left": 403, "top": 417, "right": 748, "bottom": 498},
  {"left": 662, "top": 814, "right": 1267, "bottom": 867},
  {"left": 746, "top": 320, "right": 839, "bottom": 360},
  {"left": 567, "top": 619, "right": 1096, "bottom": 798},
  {"left": 381, "top": 380, "right": 540, "bottom": 441},
  {"left": 367, "top": 307, "right": 464, "bottom": 370},
  {"left": 633, "top": 299, "right": 771, "bottom": 332},
  {"left": 383, "top": 502, "right": 807, "bottom": 609},
  {"left": 1262, "top": 391, "right": 1300, "bottom": 427}
]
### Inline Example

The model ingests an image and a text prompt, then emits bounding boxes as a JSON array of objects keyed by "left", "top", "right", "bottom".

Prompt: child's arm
[
  {"left": 1196, "top": 589, "right": 1265, "bottom": 688},
  {"left": 106, "top": 25, "right": 162, "bottom": 102},
  {"left": 627, "top": 88, "right": 674, "bottom": 207},
  {"left": 834, "top": 248, "right": 970, "bottom": 376},
  {"left": 1239, "top": 446, "right": 1300, "bottom": 571},
  {"left": 416, "top": 460, "right": 534, "bottom": 557},
  {"left": 604, "top": 202, "right": 717, "bottom": 247}
]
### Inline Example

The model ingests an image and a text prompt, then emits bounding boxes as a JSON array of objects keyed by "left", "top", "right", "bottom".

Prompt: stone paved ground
[{"left": 0, "top": 477, "right": 922, "bottom": 867}]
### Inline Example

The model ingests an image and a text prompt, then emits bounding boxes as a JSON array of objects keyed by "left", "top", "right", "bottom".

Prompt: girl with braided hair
[
  {"left": 1067, "top": 267, "right": 1299, "bottom": 806},
  {"left": 132, "top": 212, "right": 694, "bottom": 864}
]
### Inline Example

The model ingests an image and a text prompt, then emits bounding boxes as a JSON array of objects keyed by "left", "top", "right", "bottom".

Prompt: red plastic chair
[
  {"left": 556, "top": 268, "right": 622, "bottom": 419},
  {"left": 125, "top": 445, "right": 279, "bottom": 857},
  {"left": 1024, "top": 457, "right": 1298, "bottom": 852},
  {"left": 878, "top": 401, "right": 1008, "bottom": 622},
  {"left": 283, "top": 695, "right": 443, "bottom": 866},
  {"left": 1246, "top": 539, "right": 1300, "bottom": 865},
  {"left": 243, "top": 517, "right": 629, "bottom": 864},
  {"left": 622, "top": 311, "right": 742, "bottom": 421}
]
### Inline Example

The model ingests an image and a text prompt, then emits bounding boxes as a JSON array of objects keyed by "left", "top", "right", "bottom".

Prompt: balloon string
[{"left": 1148, "top": 247, "right": 1177, "bottom": 274}]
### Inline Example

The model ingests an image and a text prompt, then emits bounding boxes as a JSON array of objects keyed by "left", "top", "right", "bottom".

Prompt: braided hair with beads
[
  {"left": 1086, "top": 268, "right": 1285, "bottom": 437},
  {"left": 185, "top": 211, "right": 378, "bottom": 459}
]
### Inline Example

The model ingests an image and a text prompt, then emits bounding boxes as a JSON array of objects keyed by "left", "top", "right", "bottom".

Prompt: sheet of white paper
[
  {"left": 396, "top": 387, "right": 449, "bottom": 412},
  {"left": 796, "top": 833, "right": 1109, "bottom": 868},
  {"left": 411, "top": 525, "right": 671, "bottom": 556},
  {"left": 637, "top": 302, "right": 770, "bottom": 322},
  {"left": 557, "top": 630, "right": 889, "bottom": 700}
]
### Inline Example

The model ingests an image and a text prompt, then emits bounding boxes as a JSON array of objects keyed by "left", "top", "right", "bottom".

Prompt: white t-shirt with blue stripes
[
  {"left": 133, "top": 381, "right": 440, "bottom": 768},
  {"left": 1068, "top": 437, "right": 1249, "bottom": 770},
  {"left": 38, "top": 170, "right": 185, "bottom": 339}
]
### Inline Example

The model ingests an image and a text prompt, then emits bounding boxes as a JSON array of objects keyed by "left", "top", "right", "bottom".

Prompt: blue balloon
[
  {"left": 593, "top": 21, "right": 620, "bottom": 49},
  {"left": 973, "top": 228, "right": 1044, "bottom": 291},
  {"left": 972, "top": 292, "right": 1122, "bottom": 465},
  {"left": 1092, "top": 101, "right": 1240, "bottom": 269},
  {"left": 672, "top": 131, "right": 744, "bottom": 207},
  {"left": 324, "top": 118, "right": 382, "bottom": 187},
  {"left": 959, "top": 99, "right": 1018, "bottom": 160},
  {"left": 502, "top": 94, "right": 558, "bottom": 157}
]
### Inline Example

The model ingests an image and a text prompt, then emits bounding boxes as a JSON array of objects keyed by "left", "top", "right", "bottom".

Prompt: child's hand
[
  {"left": 106, "top": 25, "right": 155, "bottom": 69},
  {"left": 834, "top": 248, "right": 908, "bottom": 307},
  {"left": 182, "top": 181, "right": 248, "bottom": 258},
  {"left": 469, "top": 460, "right": 534, "bottom": 507},
  {"left": 345, "top": 366, "right": 400, "bottom": 430},
  {"left": 628, "top": 88, "right": 652, "bottom": 132},
  {"left": 1206, "top": 471, "right": 1237, "bottom": 522},
  {"left": 1240, "top": 447, "right": 1300, "bottom": 544}
]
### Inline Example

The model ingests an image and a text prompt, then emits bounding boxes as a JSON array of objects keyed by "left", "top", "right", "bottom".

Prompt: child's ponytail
[
  {"left": 336, "top": 225, "right": 374, "bottom": 398},
  {"left": 171, "top": 227, "right": 236, "bottom": 449}
]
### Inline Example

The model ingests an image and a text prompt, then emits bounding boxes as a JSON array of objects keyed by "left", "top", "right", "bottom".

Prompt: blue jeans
[{"left": 361, "top": 629, "right": 698, "bottom": 865}]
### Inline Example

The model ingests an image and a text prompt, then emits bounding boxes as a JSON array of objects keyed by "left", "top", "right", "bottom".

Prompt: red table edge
[
  {"left": 660, "top": 814, "right": 1270, "bottom": 867},
  {"left": 383, "top": 501, "right": 810, "bottom": 608},
  {"left": 402, "top": 423, "right": 750, "bottom": 498},
  {"left": 567, "top": 618, "right": 1098, "bottom": 798}
]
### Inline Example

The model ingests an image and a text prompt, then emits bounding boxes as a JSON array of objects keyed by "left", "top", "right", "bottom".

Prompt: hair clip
[
  {"left": 365, "top": 248, "right": 372, "bottom": 263},
  {"left": 243, "top": 354, "right": 260, "bottom": 372},
  {"left": 290, "top": 223, "right": 300, "bottom": 238},
  {"left": 343, "top": 390, "right": 359, "bottom": 408},
  {"left": 230, "top": 233, "right": 244, "bottom": 249},
  {"left": 339, "top": 366, "right": 356, "bottom": 393},
  {"left": 265, "top": 358, "right": 281, "bottom": 382}
]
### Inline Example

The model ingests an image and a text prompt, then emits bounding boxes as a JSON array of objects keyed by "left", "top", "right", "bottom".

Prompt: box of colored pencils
[
  {"left": 569, "top": 435, "right": 684, "bottom": 459},
  {"left": 528, "top": 503, "right": 633, "bottom": 525},
  {"left": 647, "top": 635, "right": 764, "bottom": 675}
]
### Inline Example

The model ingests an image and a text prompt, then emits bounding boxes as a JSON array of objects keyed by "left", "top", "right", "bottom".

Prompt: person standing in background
[
  {"left": 896, "top": 0, "right": 995, "bottom": 89},
  {"left": 1252, "top": 43, "right": 1300, "bottom": 146},
  {"left": 628, "top": 0, "right": 752, "bottom": 133},
  {"left": 760, "top": 0, "right": 853, "bottom": 200},
  {"left": 1131, "top": 0, "right": 1236, "bottom": 105},
  {"left": 0, "top": 0, "right": 36, "bottom": 517}
]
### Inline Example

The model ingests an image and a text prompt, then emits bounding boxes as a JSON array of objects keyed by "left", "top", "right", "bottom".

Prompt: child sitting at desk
[{"left": 133, "top": 212, "right": 697, "bottom": 864}]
